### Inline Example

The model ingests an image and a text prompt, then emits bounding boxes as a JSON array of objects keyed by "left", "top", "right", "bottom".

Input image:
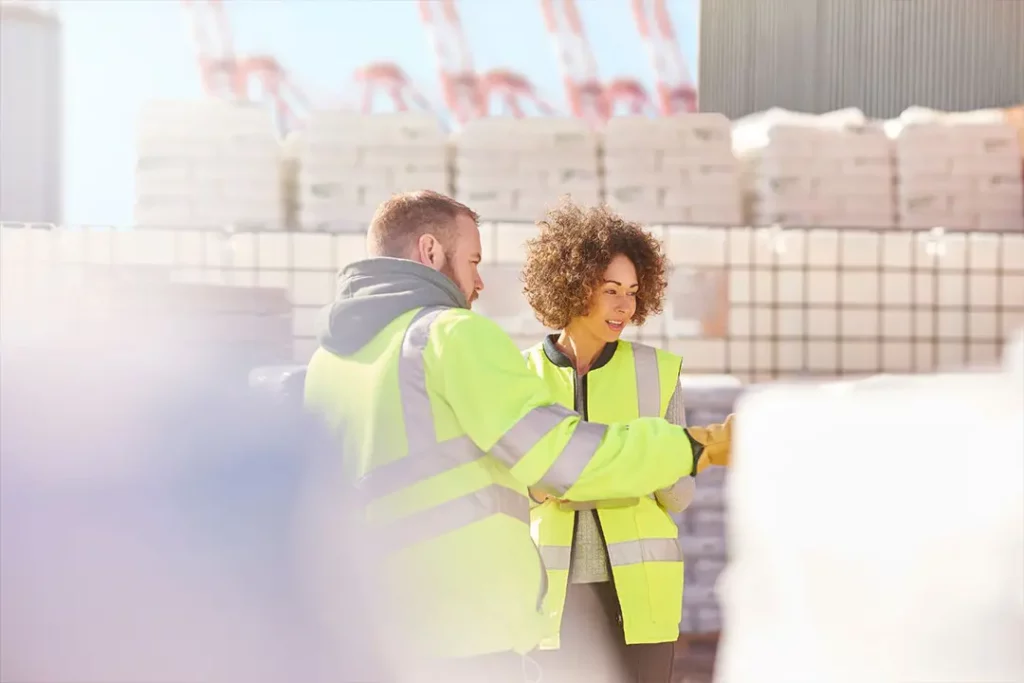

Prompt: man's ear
[{"left": 416, "top": 233, "right": 444, "bottom": 269}]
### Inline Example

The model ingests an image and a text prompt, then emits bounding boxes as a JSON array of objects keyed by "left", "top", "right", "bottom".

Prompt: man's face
[{"left": 440, "top": 214, "right": 484, "bottom": 308}]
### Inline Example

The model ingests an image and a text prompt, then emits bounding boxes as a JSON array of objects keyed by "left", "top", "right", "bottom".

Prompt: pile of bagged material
[
  {"left": 677, "top": 375, "right": 746, "bottom": 634},
  {"left": 887, "top": 106, "right": 1024, "bottom": 232},
  {"left": 293, "top": 111, "right": 449, "bottom": 230},
  {"left": 133, "top": 100, "right": 284, "bottom": 231},
  {"left": 452, "top": 117, "right": 600, "bottom": 222},
  {"left": 603, "top": 114, "right": 742, "bottom": 225},
  {"left": 733, "top": 108, "right": 895, "bottom": 229}
]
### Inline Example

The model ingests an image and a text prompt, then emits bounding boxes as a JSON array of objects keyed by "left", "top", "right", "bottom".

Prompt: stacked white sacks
[
  {"left": 295, "top": 111, "right": 449, "bottom": 230},
  {"left": 603, "top": 114, "right": 742, "bottom": 226},
  {"left": 716, "top": 368, "right": 1024, "bottom": 683},
  {"left": 452, "top": 117, "right": 601, "bottom": 222},
  {"left": 889, "top": 107, "right": 1024, "bottom": 232},
  {"left": 734, "top": 108, "right": 896, "bottom": 229},
  {"left": 133, "top": 100, "right": 284, "bottom": 230},
  {"left": 676, "top": 375, "right": 744, "bottom": 634},
  {"left": 1007, "top": 327, "right": 1024, "bottom": 377}
]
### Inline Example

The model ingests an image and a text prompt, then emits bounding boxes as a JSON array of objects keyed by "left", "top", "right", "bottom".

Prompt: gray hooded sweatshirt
[{"left": 316, "top": 258, "right": 469, "bottom": 356}]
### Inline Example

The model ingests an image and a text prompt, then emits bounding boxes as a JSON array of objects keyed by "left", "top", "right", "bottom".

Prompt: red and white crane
[
  {"left": 478, "top": 69, "right": 557, "bottom": 118},
  {"left": 540, "top": 0, "right": 656, "bottom": 125},
  {"left": 539, "top": 0, "right": 607, "bottom": 126},
  {"left": 605, "top": 77, "right": 657, "bottom": 117},
  {"left": 180, "top": 0, "right": 311, "bottom": 134},
  {"left": 350, "top": 61, "right": 436, "bottom": 115},
  {"left": 631, "top": 0, "right": 698, "bottom": 114},
  {"left": 417, "top": 0, "right": 484, "bottom": 125},
  {"left": 180, "top": 0, "right": 243, "bottom": 99},
  {"left": 235, "top": 56, "right": 311, "bottom": 135},
  {"left": 419, "top": 0, "right": 558, "bottom": 122}
]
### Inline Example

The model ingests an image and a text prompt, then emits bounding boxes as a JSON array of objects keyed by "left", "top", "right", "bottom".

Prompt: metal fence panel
[{"left": 699, "top": 0, "right": 1024, "bottom": 119}]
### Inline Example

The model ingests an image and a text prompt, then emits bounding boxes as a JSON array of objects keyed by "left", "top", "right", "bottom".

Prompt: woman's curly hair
[{"left": 522, "top": 202, "right": 669, "bottom": 330}]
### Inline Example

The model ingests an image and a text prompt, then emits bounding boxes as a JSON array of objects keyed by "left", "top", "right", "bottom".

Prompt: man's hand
[
  {"left": 528, "top": 488, "right": 638, "bottom": 510},
  {"left": 529, "top": 488, "right": 555, "bottom": 504},
  {"left": 687, "top": 414, "right": 734, "bottom": 474}
]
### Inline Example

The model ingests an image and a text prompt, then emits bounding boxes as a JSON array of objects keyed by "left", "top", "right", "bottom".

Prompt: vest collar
[{"left": 542, "top": 334, "right": 618, "bottom": 372}]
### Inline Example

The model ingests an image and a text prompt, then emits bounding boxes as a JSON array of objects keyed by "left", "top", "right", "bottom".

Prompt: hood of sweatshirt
[{"left": 316, "top": 257, "right": 468, "bottom": 356}]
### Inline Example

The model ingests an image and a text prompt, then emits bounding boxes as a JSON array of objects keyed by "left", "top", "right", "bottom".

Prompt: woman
[{"left": 520, "top": 202, "right": 730, "bottom": 683}]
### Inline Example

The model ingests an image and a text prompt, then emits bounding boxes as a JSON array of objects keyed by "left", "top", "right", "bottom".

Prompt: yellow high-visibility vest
[
  {"left": 524, "top": 338, "right": 685, "bottom": 646},
  {"left": 304, "top": 264, "right": 697, "bottom": 661}
]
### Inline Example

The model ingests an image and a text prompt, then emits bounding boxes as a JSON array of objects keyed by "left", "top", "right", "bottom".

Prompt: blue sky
[{"left": 60, "top": 0, "right": 700, "bottom": 226}]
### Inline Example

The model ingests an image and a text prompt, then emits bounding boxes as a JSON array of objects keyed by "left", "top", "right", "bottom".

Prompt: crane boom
[
  {"left": 418, "top": 0, "right": 483, "bottom": 125},
  {"left": 632, "top": 0, "right": 697, "bottom": 114},
  {"left": 539, "top": 0, "right": 607, "bottom": 126},
  {"left": 180, "top": 0, "right": 243, "bottom": 99},
  {"left": 479, "top": 69, "right": 557, "bottom": 118},
  {"left": 236, "top": 56, "right": 311, "bottom": 136},
  {"left": 179, "top": 1, "right": 313, "bottom": 135},
  {"left": 352, "top": 62, "right": 434, "bottom": 115},
  {"left": 418, "top": 0, "right": 559, "bottom": 121}
]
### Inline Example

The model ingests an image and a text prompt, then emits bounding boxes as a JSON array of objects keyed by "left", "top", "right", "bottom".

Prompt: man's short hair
[{"left": 366, "top": 190, "right": 479, "bottom": 258}]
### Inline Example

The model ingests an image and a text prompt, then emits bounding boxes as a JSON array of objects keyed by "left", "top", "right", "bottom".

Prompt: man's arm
[
  {"left": 430, "top": 312, "right": 696, "bottom": 501},
  {"left": 654, "top": 375, "right": 697, "bottom": 513}
]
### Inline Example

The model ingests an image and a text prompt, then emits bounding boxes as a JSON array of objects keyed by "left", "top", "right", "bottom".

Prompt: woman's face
[{"left": 577, "top": 253, "right": 638, "bottom": 343}]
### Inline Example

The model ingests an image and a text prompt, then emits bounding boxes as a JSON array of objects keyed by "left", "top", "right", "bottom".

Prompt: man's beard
[{"left": 439, "top": 260, "right": 475, "bottom": 307}]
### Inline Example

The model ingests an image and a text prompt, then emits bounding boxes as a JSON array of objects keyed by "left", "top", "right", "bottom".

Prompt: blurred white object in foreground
[{"left": 716, "top": 344, "right": 1024, "bottom": 683}]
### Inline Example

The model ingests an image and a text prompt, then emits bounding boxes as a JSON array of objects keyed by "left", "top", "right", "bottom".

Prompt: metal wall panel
[
  {"left": 0, "top": 5, "right": 63, "bottom": 224},
  {"left": 699, "top": 0, "right": 1024, "bottom": 119}
]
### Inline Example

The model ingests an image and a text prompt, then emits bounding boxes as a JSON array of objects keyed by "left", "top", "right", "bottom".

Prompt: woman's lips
[{"left": 606, "top": 320, "right": 625, "bottom": 332}]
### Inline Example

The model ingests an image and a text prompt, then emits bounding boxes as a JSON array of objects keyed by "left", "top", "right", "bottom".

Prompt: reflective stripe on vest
[
  {"left": 633, "top": 342, "right": 664, "bottom": 503},
  {"left": 633, "top": 343, "right": 661, "bottom": 419},
  {"left": 363, "top": 306, "right": 607, "bottom": 546},
  {"left": 539, "top": 537, "right": 682, "bottom": 570}
]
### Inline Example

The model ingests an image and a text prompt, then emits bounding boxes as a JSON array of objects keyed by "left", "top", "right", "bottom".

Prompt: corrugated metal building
[
  {"left": 698, "top": 0, "right": 1024, "bottom": 119},
  {"left": 0, "top": 2, "right": 63, "bottom": 225}
]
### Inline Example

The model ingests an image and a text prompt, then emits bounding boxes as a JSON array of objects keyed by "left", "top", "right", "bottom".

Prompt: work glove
[{"left": 686, "top": 413, "right": 734, "bottom": 475}]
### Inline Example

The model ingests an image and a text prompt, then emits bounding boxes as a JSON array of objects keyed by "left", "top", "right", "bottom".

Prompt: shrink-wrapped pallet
[
  {"left": 281, "top": 131, "right": 302, "bottom": 230},
  {"left": 889, "top": 107, "right": 1023, "bottom": 232},
  {"left": 676, "top": 375, "right": 745, "bottom": 634},
  {"left": 295, "top": 111, "right": 449, "bottom": 231},
  {"left": 734, "top": 108, "right": 896, "bottom": 229},
  {"left": 452, "top": 117, "right": 600, "bottom": 222},
  {"left": 603, "top": 114, "right": 742, "bottom": 225},
  {"left": 133, "top": 100, "right": 285, "bottom": 231}
]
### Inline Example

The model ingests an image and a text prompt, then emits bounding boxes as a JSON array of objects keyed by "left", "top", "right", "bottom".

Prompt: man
[{"left": 303, "top": 190, "right": 731, "bottom": 681}]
